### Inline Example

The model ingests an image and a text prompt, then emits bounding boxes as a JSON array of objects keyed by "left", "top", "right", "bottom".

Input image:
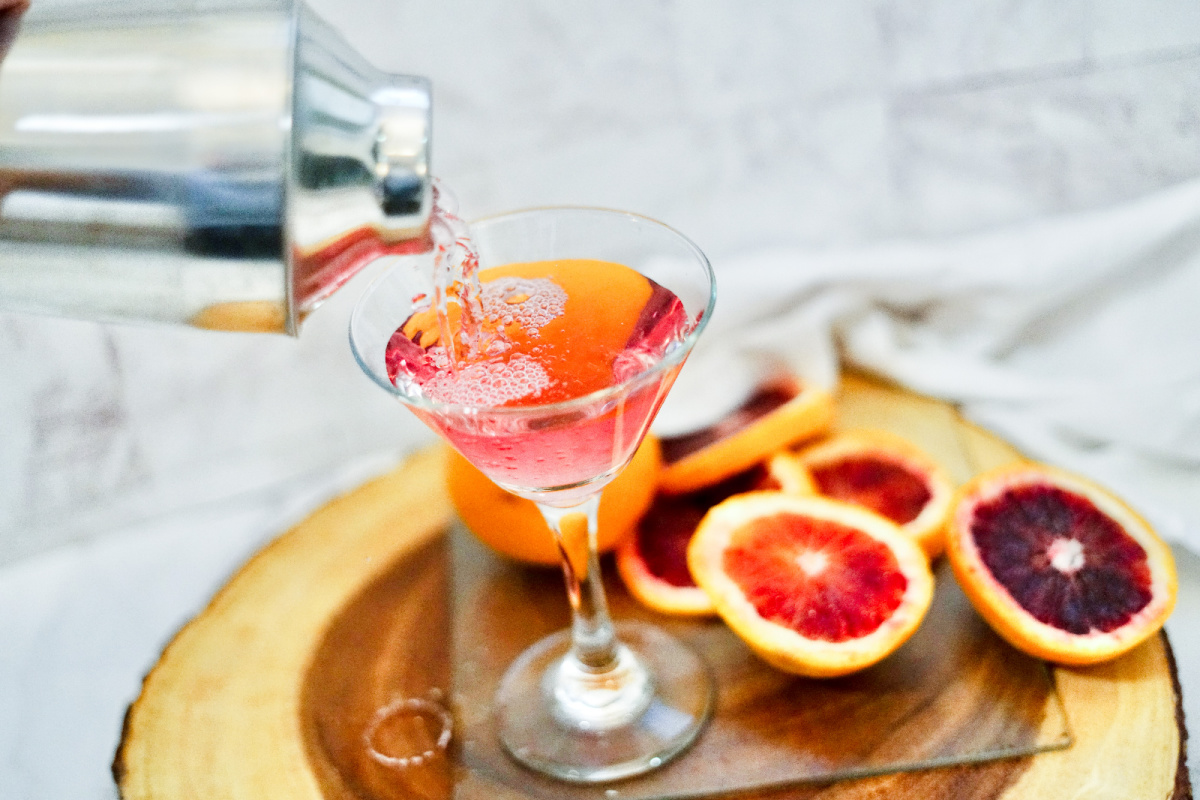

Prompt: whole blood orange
[
  {"left": 657, "top": 376, "right": 834, "bottom": 495},
  {"left": 445, "top": 436, "right": 660, "bottom": 566},
  {"left": 617, "top": 463, "right": 783, "bottom": 616},
  {"left": 796, "top": 430, "right": 953, "bottom": 560},
  {"left": 946, "top": 463, "right": 1177, "bottom": 666},
  {"left": 688, "top": 493, "right": 934, "bottom": 677}
]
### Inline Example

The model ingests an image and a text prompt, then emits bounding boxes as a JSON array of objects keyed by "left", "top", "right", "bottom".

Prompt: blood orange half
[
  {"left": 657, "top": 376, "right": 834, "bottom": 495},
  {"left": 617, "top": 464, "right": 782, "bottom": 616},
  {"left": 946, "top": 463, "right": 1177, "bottom": 666},
  {"left": 796, "top": 430, "right": 954, "bottom": 560},
  {"left": 688, "top": 493, "right": 934, "bottom": 677}
]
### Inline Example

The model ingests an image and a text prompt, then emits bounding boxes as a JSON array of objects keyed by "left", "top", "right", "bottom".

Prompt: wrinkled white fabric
[{"left": 659, "top": 178, "right": 1200, "bottom": 553}]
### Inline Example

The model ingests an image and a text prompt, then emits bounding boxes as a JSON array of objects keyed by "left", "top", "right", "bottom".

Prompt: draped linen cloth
[{"left": 660, "top": 177, "right": 1200, "bottom": 554}]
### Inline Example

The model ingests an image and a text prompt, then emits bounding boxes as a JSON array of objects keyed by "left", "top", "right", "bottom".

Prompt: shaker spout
[{"left": 287, "top": 7, "right": 433, "bottom": 332}]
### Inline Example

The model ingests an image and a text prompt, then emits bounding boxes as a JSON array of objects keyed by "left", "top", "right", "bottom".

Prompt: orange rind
[
  {"left": 795, "top": 429, "right": 954, "bottom": 559},
  {"left": 658, "top": 376, "right": 834, "bottom": 495},
  {"left": 445, "top": 435, "right": 660, "bottom": 566},
  {"left": 689, "top": 492, "right": 934, "bottom": 677},
  {"left": 946, "top": 463, "right": 1177, "bottom": 666},
  {"left": 763, "top": 451, "right": 817, "bottom": 495}
]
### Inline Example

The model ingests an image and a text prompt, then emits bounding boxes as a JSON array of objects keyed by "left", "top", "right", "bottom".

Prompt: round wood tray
[{"left": 113, "top": 374, "right": 1190, "bottom": 799}]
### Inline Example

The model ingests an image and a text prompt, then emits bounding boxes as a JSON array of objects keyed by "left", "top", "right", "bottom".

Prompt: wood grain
[
  {"left": 114, "top": 448, "right": 453, "bottom": 800},
  {"left": 114, "top": 375, "right": 1190, "bottom": 800}
]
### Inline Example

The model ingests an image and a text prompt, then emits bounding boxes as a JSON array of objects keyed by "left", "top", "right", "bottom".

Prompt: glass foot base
[{"left": 496, "top": 621, "right": 714, "bottom": 783}]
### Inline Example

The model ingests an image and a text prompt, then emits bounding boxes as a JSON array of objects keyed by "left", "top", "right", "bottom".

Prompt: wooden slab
[
  {"left": 438, "top": 534, "right": 1068, "bottom": 799},
  {"left": 114, "top": 374, "right": 1190, "bottom": 799}
]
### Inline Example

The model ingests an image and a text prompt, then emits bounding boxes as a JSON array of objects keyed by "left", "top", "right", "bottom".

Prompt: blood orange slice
[
  {"left": 618, "top": 453, "right": 818, "bottom": 616},
  {"left": 688, "top": 493, "right": 934, "bottom": 677},
  {"left": 946, "top": 463, "right": 1177, "bottom": 666},
  {"left": 617, "top": 464, "right": 781, "bottom": 616},
  {"left": 796, "top": 430, "right": 953, "bottom": 560},
  {"left": 616, "top": 494, "right": 717, "bottom": 617},
  {"left": 657, "top": 376, "right": 834, "bottom": 495}
]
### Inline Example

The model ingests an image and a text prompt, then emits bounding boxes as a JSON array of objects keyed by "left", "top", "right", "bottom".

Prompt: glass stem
[{"left": 538, "top": 495, "right": 618, "bottom": 671}]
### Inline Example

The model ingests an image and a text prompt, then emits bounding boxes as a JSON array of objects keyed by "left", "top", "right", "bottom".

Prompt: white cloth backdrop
[{"left": 662, "top": 176, "right": 1200, "bottom": 553}]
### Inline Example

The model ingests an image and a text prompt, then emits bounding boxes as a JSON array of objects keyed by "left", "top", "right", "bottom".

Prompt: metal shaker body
[{"left": 0, "top": 0, "right": 431, "bottom": 334}]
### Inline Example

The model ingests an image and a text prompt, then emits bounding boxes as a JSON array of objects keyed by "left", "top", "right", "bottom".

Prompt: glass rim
[{"left": 348, "top": 205, "right": 717, "bottom": 418}]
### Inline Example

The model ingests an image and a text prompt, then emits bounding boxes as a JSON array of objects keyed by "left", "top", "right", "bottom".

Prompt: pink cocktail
[
  {"left": 350, "top": 207, "right": 716, "bottom": 782},
  {"left": 384, "top": 256, "right": 691, "bottom": 497}
]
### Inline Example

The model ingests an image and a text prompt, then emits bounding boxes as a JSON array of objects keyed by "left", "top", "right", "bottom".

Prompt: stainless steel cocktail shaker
[{"left": 0, "top": 0, "right": 432, "bottom": 334}]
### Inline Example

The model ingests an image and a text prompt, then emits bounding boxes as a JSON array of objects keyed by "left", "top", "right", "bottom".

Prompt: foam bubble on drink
[
  {"left": 422, "top": 352, "right": 551, "bottom": 406},
  {"left": 481, "top": 277, "right": 567, "bottom": 337}
]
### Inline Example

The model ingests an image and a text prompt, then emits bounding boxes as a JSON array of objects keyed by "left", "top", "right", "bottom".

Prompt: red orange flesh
[
  {"left": 689, "top": 493, "right": 934, "bottom": 677},
  {"left": 946, "top": 463, "right": 1177, "bottom": 666},
  {"left": 796, "top": 430, "right": 954, "bottom": 559}
]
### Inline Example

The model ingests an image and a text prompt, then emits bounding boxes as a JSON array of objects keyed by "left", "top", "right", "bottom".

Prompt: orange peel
[
  {"left": 763, "top": 451, "right": 817, "bottom": 495},
  {"left": 658, "top": 377, "right": 834, "bottom": 495}
]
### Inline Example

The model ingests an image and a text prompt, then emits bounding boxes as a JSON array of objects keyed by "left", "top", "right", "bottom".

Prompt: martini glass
[{"left": 349, "top": 207, "right": 716, "bottom": 783}]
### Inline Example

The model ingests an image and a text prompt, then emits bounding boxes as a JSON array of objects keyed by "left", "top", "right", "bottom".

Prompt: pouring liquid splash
[
  {"left": 426, "top": 182, "right": 488, "bottom": 371},
  {"left": 385, "top": 182, "right": 694, "bottom": 412}
]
